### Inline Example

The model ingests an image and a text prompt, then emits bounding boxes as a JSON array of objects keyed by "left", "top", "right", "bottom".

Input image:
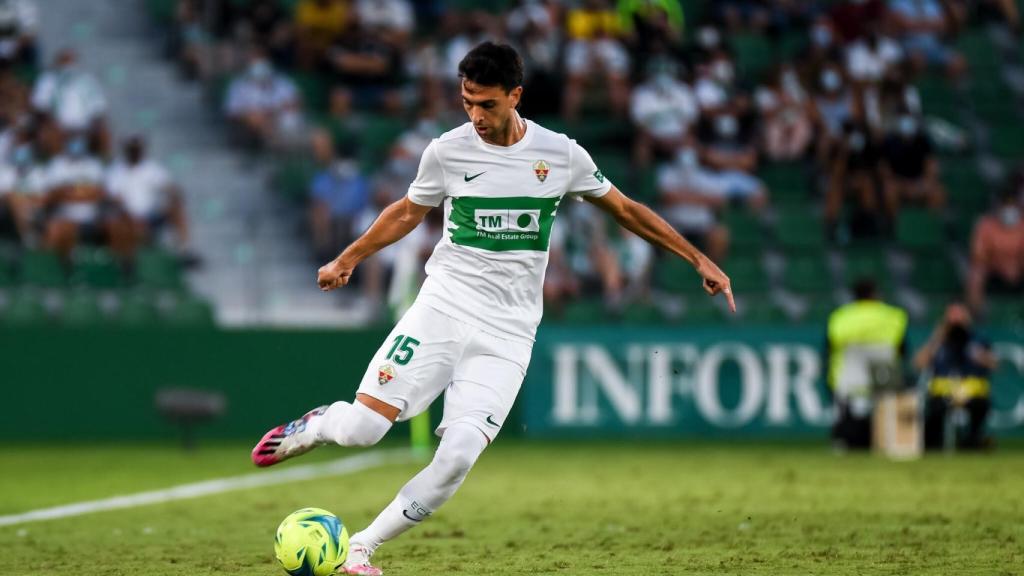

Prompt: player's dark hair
[
  {"left": 457, "top": 41, "right": 523, "bottom": 93},
  {"left": 852, "top": 279, "right": 877, "bottom": 301}
]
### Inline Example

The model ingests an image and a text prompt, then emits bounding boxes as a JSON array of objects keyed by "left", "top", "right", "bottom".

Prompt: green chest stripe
[{"left": 448, "top": 196, "right": 560, "bottom": 252}]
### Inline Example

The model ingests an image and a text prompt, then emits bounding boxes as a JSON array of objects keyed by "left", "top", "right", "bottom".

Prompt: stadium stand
[{"left": 132, "top": 0, "right": 1023, "bottom": 328}]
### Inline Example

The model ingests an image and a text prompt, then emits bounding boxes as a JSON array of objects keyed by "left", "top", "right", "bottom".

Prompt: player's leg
[
  {"left": 251, "top": 303, "right": 466, "bottom": 467},
  {"left": 344, "top": 331, "right": 531, "bottom": 572}
]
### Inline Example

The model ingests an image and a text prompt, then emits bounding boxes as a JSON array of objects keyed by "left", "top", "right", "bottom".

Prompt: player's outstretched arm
[
  {"left": 585, "top": 186, "right": 736, "bottom": 312},
  {"left": 317, "top": 197, "right": 432, "bottom": 291}
]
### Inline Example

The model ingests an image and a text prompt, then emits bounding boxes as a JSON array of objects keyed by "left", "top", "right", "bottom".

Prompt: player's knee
[{"left": 433, "top": 425, "right": 487, "bottom": 484}]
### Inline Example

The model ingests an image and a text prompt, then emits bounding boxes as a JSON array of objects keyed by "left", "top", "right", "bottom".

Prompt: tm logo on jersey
[{"left": 448, "top": 196, "right": 559, "bottom": 252}]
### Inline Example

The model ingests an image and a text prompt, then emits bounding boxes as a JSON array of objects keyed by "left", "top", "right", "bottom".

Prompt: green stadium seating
[
  {"left": 800, "top": 297, "right": 838, "bottom": 324},
  {"left": 135, "top": 248, "right": 184, "bottom": 291},
  {"left": 987, "top": 297, "right": 1024, "bottom": 328},
  {"left": 592, "top": 154, "right": 631, "bottom": 192},
  {"left": 117, "top": 292, "right": 160, "bottom": 327},
  {"left": 725, "top": 255, "right": 767, "bottom": 294},
  {"left": 742, "top": 299, "right": 788, "bottom": 323},
  {"left": 19, "top": 250, "right": 65, "bottom": 288},
  {"left": 895, "top": 210, "right": 945, "bottom": 250},
  {"left": 293, "top": 72, "right": 329, "bottom": 113},
  {"left": 61, "top": 291, "right": 106, "bottom": 326},
  {"left": 916, "top": 75, "right": 961, "bottom": 123},
  {"left": 842, "top": 252, "right": 890, "bottom": 287},
  {"left": 758, "top": 162, "right": 807, "bottom": 205},
  {"left": 732, "top": 34, "right": 774, "bottom": 79},
  {"left": 684, "top": 300, "right": 726, "bottom": 324},
  {"left": 776, "top": 210, "right": 825, "bottom": 254},
  {"left": 2, "top": 291, "right": 49, "bottom": 326},
  {"left": 783, "top": 256, "right": 833, "bottom": 294},
  {"left": 653, "top": 256, "right": 693, "bottom": 292},
  {"left": 909, "top": 256, "right": 961, "bottom": 295},
  {"left": 164, "top": 294, "right": 215, "bottom": 327},
  {"left": 72, "top": 248, "right": 124, "bottom": 289},
  {"left": 358, "top": 115, "right": 406, "bottom": 171},
  {"left": 621, "top": 302, "right": 665, "bottom": 325},
  {"left": 942, "top": 157, "right": 989, "bottom": 217},
  {"left": 562, "top": 298, "right": 607, "bottom": 324},
  {"left": 0, "top": 258, "right": 13, "bottom": 288},
  {"left": 273, "top": 156, "right": 315, "bottom": 204},
  {"left": 722, "top": 210, "right": 764, "bottom": 256}
]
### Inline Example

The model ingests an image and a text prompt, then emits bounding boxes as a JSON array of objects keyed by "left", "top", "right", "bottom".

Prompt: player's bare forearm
[
  {"left": 586, "top": 186, "right": 736, "bottom": 311},
  {"left": 318, "top": 197, "right": 431, "bottom": 291},
  {"left": 337, "top": 197, "right": 429, "bottom": 266}
]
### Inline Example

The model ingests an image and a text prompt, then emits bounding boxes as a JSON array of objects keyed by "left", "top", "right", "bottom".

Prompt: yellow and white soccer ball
[{"left": 274, "top": 507, "right": 349, "bottom": 576}]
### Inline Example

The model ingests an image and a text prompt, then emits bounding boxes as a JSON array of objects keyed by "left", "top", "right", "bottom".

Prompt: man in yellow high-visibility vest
[{"left": 825, "top": 279, "right": 909, "bottom": 450}]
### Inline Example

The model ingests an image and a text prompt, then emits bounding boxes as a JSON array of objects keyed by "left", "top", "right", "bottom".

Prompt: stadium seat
[
  {"left": 742, "top": 299, "right": 788, "bottom": 323},
  {"left": 942, "top": 157, "right": 990, "bottom": 216},
  {"left": 2, "top": 291, "right": 49, "bottom": 326},
  {"left": 61, "top": 291, "right": 106, "bottom": 326},
  {"left": 783, "top": 256, "right": 833, "bottom": 294},
  {"left": 654, "top": 256, "right": 693, "bottom": 292},
  {"left": 621, "top": 302, "right": 665, "bottom": 325},
  {"left": 562, "top": 298, "right": 608, "bottom": 324},
  {"left": 135, "top": 248, "right": 184, "bottom": 291},
  {"left": 0, "top": 258, "right": 13, "bottom": 288},
  {"left": 758, "top": 162, "right": 807, "bottom": 205},
  {"left": 722, "top": 210, "right": 764, "bottom": 256},
  {"left": 725, "top": 255, "right": 767, "bottom": 294},
  {"left": 19, "top": 249, "right": 66, "bottom": 288},
  {"left": 986, "top": 297, "right": 1024, "bottom": 328},
  {"left": 359, "top": 115, "right": 407, "bottom": 171},
  {"left": 116, "top": 291, "right": 160, "bottom": 326},
  {"left": 916, "top": 74, "right": 962, "bottom": 123},
  {"left": 909, "top": 255, "right": 961, "bottom": 295},
  {"left": 842, "top": 252, "right": 891, "bottom": 289},
  {"left": 895, "top": 210, "right": 945, "bottom": 250},
  {"left": 775, "top": 210, "right": 825, "bottom": 254},
  {"left": 164, "top": 294, "right": 215, "bottom": 326},
  {"left": 293, "top": 72, "right": 329, "bottom": 113},
  {"left": 72, "top": 248, "right": 124, "bottom": 289},
  {"left": 273, "top": 156, "right": 315, "bottom": 204},
  {"left": 684, "top": 300, "right": 727, "bottom": 324},
  {"left": 732, "top": 34, "right": 774, "bottom": 79}
]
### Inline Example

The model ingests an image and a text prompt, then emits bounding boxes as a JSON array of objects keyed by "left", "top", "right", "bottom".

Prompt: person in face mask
[
  {"left": 880, "top": 111, "right": 946, "bottom": 222},
  {"left": 106, "top": 136, "right": 189, "bottom": 252},
  {"left": 224, "top": 49, "right": 301, "bottom": 149},
  {"left": 967, "top": 188, "right": 1024, "bottom": 312},
  {"left": 630, "top": 57, "right": 699, "bottom": 167},
  {"left": 914, "top": 303, "right": 997, "bottom": 450}
]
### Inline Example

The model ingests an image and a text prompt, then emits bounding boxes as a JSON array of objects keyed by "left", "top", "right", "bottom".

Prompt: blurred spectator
[
  {"left": 607, "top": 226, "right": 653, "bottom": 305},
  {"left": 696, "top": 111, "right": 765, "bottom": 195},
  {"left": 294, "top": 0, "right": 349, "bottom": 70},
  {"left": 810, "top": 61, "right": 858, "bottom": 163},
  {"left": 106, "top": 136, "right": 189, "bottom": 251},
  {"left": 0, "top": 136, "right": 46, "bottom": 243},
  {"left": 844, "top": 26, "right": 903, "bottom": 86},
  {"left": 967, "top": 188, "right": 1024, "bottom": 311},
  {"left": 508, "top": 0, "right": 561, "bottom": 117},
  {"left": 713, "top": 0, "right": 771, "bottom": 31},
  {"left": 886, "top": 0, "right": 967, "bottom": 79},
  {"left": 693, "top": 46, "right": 741, "bottom": 118},
  {"left": 630, "top": 57, "right": 698, "bottom": 167},
  {"left": 880, "top": 112, "right": 945, "bottom": 220},
  {"left": 172, "top": 0, "right": 207, "bottom": 79},
  {"left": 546, "top": 200, "right": 624, "bottom": 309},
  {"left": 562, "top": 0, "right": 630, "bottom": 121},
  {"left": 355, "top": 0, "right": 414, "bottom": 48},
  {"left": 328, "top": 18, "right": 405, "bottom": 113},
  {"left": 444, "top": 12, "right": 495, "bottom": 86},
  {"left": 656, "top": 146, "right": 731, "bottom": 262},
  {"left": 224, "top": 50, "right": 302, "bottom": 148},
  {"left": 235, "top": 0, "right": 293, "bottom": 66},
  {"left": 618, "top": 0, "right": 685, "bottom": 65},
  {"left": 866, "top": 64, "right": 921, "bottom": 135},
  {"left": 42, "top": 135, "right": 131, "bottom": 258},
  {"left": 308, "top": 129, "right": 369, "bottom": 263},
  {"left": 830, "top": 0, "right": 886, "bottom": 43},
  {"left": 825, "top": 121, "right": 882, "bottom": 238},
  {"left": 31, "top": 48, "right": 110, "bottom": 153},
  {"left": 755, "top": 64, "right": 813, "bottom": 162},
  {"left": 914, "top": 303, "right": 996, "bottom": 450},
  {"left": 825, "top": 279, "right": 909, "bottom": 450},
  {"left": 0, "top": 56, "right": 29, "bottom": 125},
  {"left": 0, "top": 0, "right": 38, "bottom": 68}
]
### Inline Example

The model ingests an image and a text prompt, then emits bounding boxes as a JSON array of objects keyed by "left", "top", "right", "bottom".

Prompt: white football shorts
[{"left": 355, "top": 301, "right": 533, "bottom": 441}]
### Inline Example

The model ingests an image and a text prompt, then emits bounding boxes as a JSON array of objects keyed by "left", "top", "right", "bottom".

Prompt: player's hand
[
  {"left": 696, "top": 256, "right": 736, "bottom": 313},
  {"left": 317, "top": 258, "right": 354, "bottom": 291}
]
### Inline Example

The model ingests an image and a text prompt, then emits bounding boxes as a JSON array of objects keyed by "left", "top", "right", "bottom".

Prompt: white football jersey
[{"left": 407, "top": 119, "right": 612, "bottom": 343}]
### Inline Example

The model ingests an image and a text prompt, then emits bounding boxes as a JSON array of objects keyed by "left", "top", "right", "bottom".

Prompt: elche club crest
[
  {"left": 533, "top": 160, "right": 549, "bottom": 182},
  {"left": 378, "top": 364, "right": 396, "bottom": 385}
]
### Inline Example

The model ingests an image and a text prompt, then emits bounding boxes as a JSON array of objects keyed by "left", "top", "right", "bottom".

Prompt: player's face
[{"left": 461, "top": 79, "right": 522, "bottom": 142}]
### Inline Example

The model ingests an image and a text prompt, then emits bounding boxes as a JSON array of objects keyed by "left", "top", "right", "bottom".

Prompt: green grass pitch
[{"left": 3, "top": 442, "right": 1022, "bottom": 575}]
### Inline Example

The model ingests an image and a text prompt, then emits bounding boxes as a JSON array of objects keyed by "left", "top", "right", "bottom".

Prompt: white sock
[
  {"left": 350, "top": 423, "right": 487, "bottom": 553},
  {"left": 314, "top": 400, "right": 392, "bottom": 447}
]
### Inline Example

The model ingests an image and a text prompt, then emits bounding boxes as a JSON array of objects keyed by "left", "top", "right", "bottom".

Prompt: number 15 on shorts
[{"left": 385, "top": 335, "right": 420, "bottom": 366}]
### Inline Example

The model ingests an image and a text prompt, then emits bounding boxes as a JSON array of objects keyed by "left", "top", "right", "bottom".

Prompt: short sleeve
[
  {"left": 406, "top": 139, "right": 446, "bottom": 207},
  {"left": 567, "top": 140, "right": 612, "bottom": 198}
]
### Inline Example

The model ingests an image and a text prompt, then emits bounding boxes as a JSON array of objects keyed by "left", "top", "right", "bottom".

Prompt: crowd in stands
[
  {"left": 157, "top": 0, "right": 1024, "bottom": 324},
  {"left": 0, "top": 37, "right": 190, "bottom": 263}
]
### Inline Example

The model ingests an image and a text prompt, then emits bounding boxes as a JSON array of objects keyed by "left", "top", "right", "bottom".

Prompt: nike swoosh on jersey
[
  {"left": 485, "top": 415, "right": 500, "bottom": 427},
  {"left": 464, "top": 171, "right": 486, "bottom": 182}
]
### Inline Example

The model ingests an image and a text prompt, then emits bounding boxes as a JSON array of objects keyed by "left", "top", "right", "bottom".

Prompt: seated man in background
[
  {"left": 31, "top": 48, "right": 110, "bottom": 156},
  {"left": 562, "top": 0, "right": 630, "bottom": 120},
  {"left": 630, "top": 57, "right": 699, "bottom": 168},
  {"left": 914, "top": 303, "right": 996, "bottom": 450},
  {"left": 106, "top": 136, "right": 189, "bottom": 252},
  {"left": 307, "top": 129, "right": 369, "bottom": 264},
  {"left": 694, "top": 113, "right": 769, "bottom": 212},
  {"left": 0, "top": 0, "right": 39, "bottom": 68},
  {"left": 224, "top": 49, "right": 302, "bottom": 148},
  {"left": 656, "top": 145, "right": 731, "bottom": 263},
  {"left": 967, "top": 188, "right": 1024, "bottom": 312},
  {"left": 886, "top": 0, "right": 967, "bottom": 79},
  {"left": 825, "top": 120, "right": 882, "bottom": 239},
  {"left": 0, "top": 135, "right": 47, "bottom": 243},
  {"left": 880, "top": 112, "right": 945, "bottom": 222},
  {"left": 43, "top": 135, "right": 131, "bottom": 258}
]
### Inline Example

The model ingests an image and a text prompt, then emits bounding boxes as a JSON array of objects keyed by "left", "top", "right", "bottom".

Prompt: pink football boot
[
  {"left": 251, "top": 405, "right": 328, "bottom": 467},
  {"left": 340, "top": 545, "right": 383, "bottom": 575}
]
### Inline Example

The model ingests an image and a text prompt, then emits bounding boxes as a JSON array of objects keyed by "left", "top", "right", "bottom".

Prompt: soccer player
[{"left": 252, "top": 42, "right": 735, "bottom": 575}]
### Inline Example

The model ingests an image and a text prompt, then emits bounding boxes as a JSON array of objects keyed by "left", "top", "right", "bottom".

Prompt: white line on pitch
[{"left": 0, "top": 449, "right": 414, "bottom": 527}]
